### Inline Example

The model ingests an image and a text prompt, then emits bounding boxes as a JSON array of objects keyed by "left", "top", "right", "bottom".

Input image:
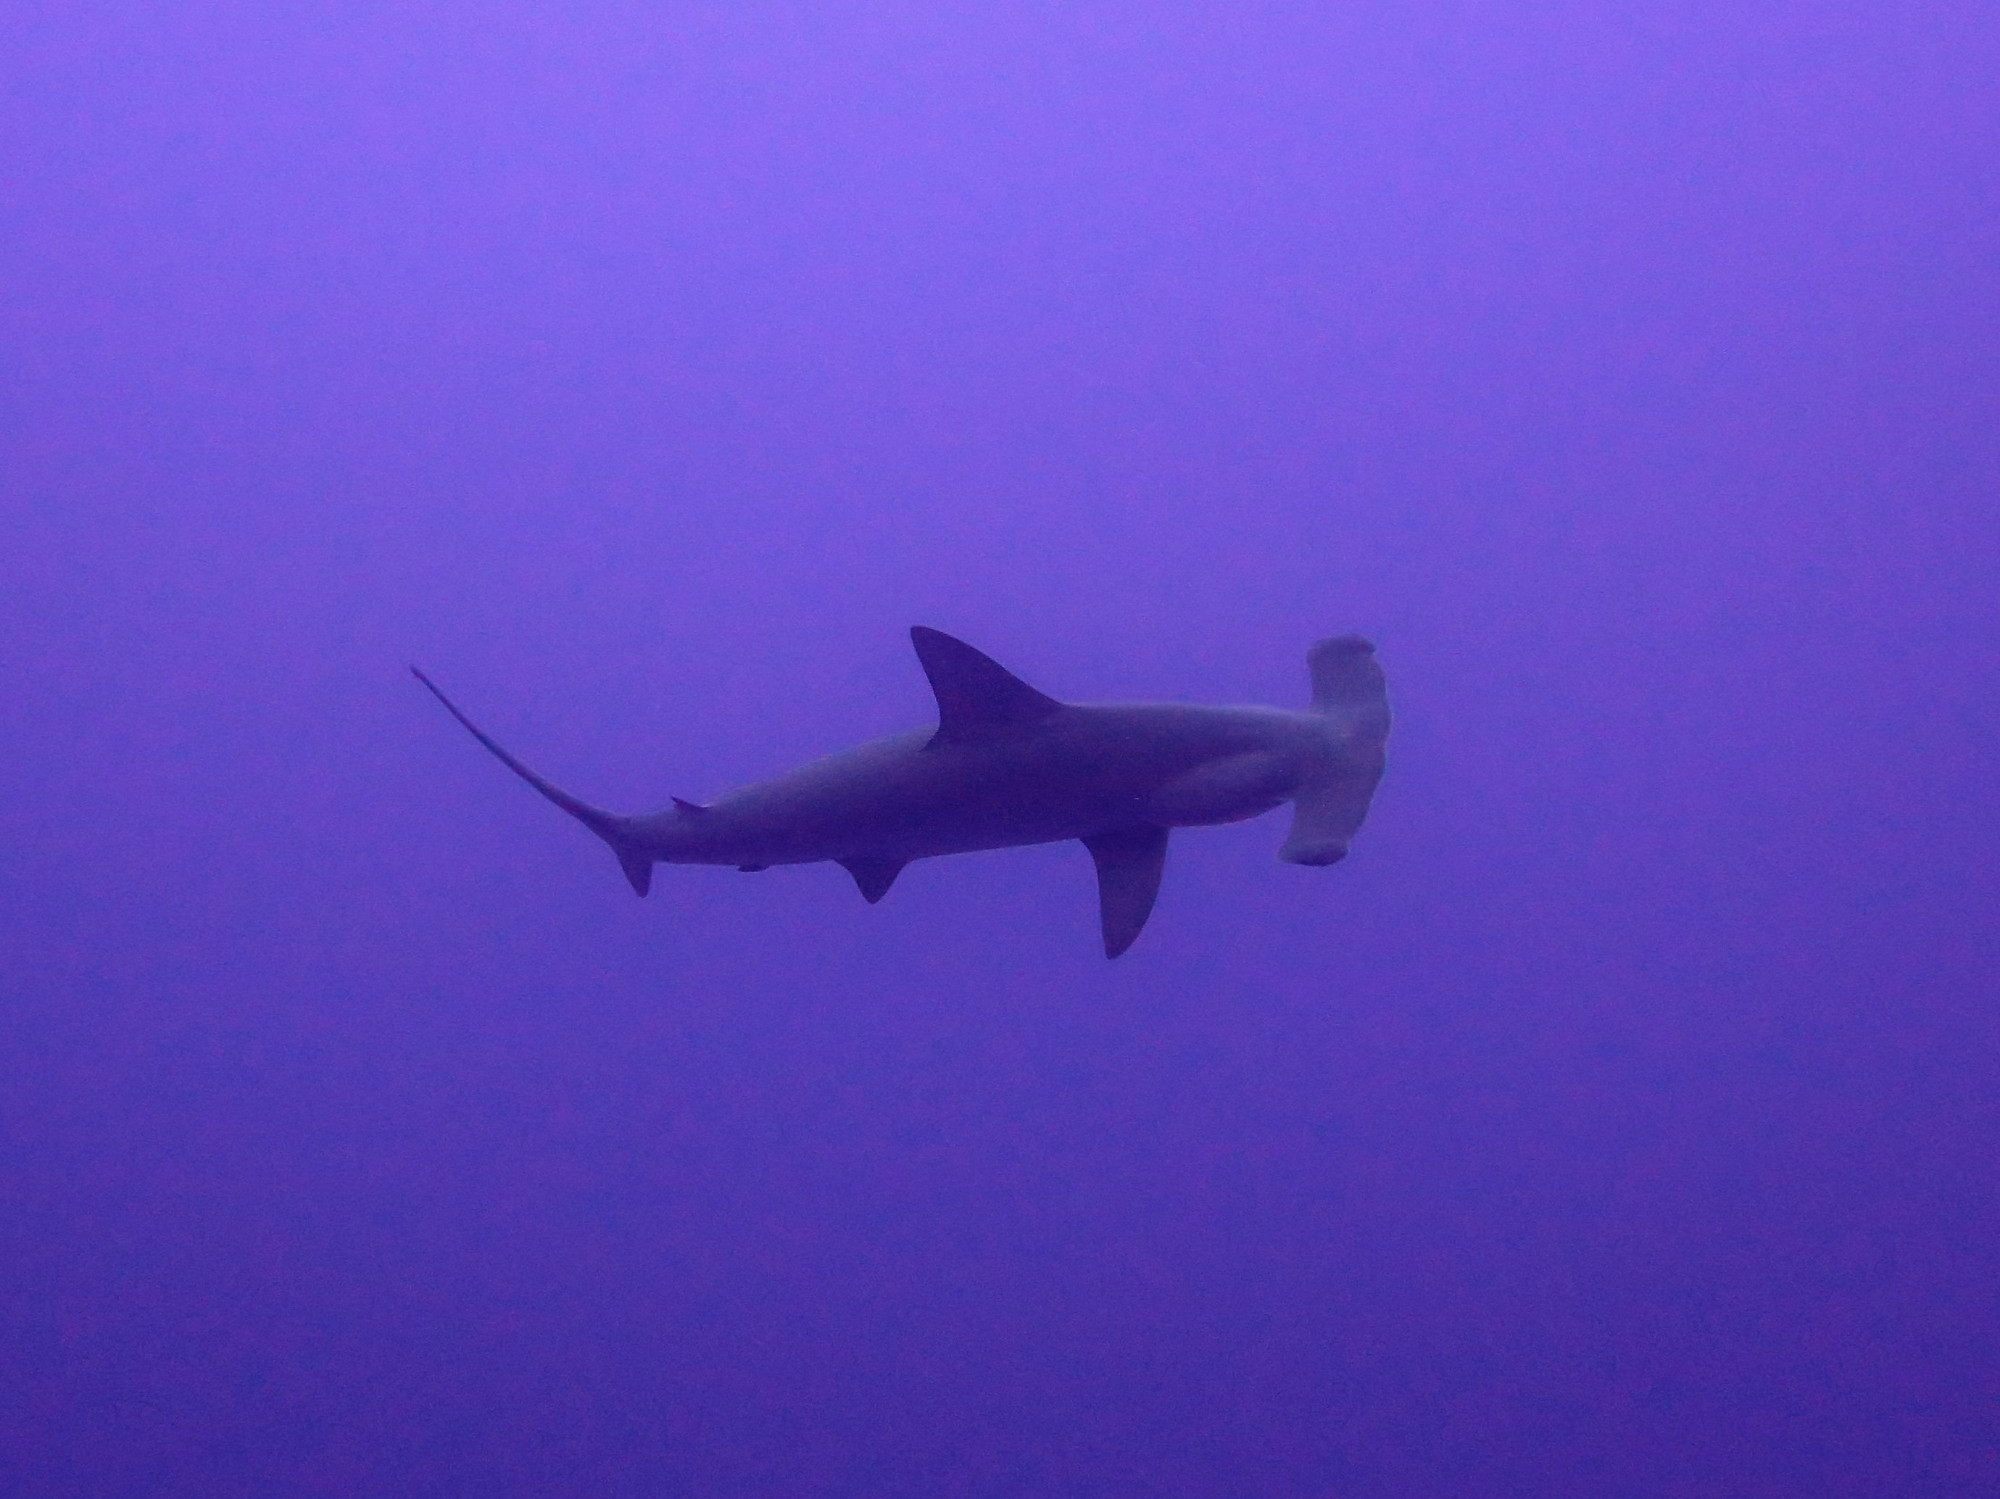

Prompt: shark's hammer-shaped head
[{"left": 1277, "top": 636, "right": 1391, "bottom": 867}]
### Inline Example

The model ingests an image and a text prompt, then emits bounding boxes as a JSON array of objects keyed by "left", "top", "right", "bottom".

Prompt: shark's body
[{"left": 416, "top": 627, "right": 1389, "bottom": 956}]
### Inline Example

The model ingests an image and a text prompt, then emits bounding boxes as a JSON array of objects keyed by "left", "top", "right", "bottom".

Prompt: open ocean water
[{"left": 4, "top": 4, "right": 1997, "bottom": 1495}]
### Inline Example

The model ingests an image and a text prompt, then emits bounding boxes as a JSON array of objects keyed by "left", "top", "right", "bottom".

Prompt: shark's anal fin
[
  {"left": 1081, "top": 825, "right": 1170, "bottom": 958},
  {"left": 910, "top": 626, "right": 1064, "bottom": 748},
  {"left": 618, "top": 848, "right": 654, "bottom": 896},
  {"left": 674, "top": 797, "right": 708, "bottom": 814},
  {"left": 839, "top": 857, "right": 906, "bottom": 904}
]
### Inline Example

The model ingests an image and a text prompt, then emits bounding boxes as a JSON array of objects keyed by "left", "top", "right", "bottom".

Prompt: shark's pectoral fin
[
  {"left": 910, "top": 626, "right": 1065, "bottom": 748},
  {"left": 1082, "top": 825, "right": 1170, "bottom": 958},
  {"left": 839, "top": 857, "right": 906, "bottom": 904}
]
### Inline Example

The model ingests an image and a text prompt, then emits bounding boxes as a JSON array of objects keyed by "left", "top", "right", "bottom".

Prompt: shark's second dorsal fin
[{"left": 910, "top": 626, "right": 1063, "bottom": 748}]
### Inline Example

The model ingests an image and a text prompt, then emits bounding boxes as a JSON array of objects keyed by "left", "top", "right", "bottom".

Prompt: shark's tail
[
  {"left": 1282, "top": 637, "right": 1391, "bottom": 865},
  {"left": 412, "top": 668, "right": 656, "bottom": 896}
]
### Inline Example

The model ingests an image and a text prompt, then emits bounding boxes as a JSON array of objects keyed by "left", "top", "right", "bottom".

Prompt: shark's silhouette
[{"left": 415, "top": 628, "right": 1389, "bottom": 956}]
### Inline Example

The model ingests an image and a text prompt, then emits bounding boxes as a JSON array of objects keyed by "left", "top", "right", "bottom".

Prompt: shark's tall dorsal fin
[
  {"left": 1081, "top": 825, "right": 1170, "bottom": 958},
  {"left": 910, "top": 626, "right": 1063, "bottom": 748}
]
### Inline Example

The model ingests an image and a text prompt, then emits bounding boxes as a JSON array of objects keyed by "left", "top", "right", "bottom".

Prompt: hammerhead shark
[{"left": 414, "top": 628, "right": 1389, "bottom": 956}]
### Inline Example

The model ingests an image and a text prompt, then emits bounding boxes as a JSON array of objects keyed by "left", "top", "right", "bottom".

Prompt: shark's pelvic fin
[
  {"left": 411, "top": 667, "right": 655, "bottom": 897},
  {"left": 910, "top": 626, "right": 1064, "bottom": 748},
  {"left": 839, "top": 857, "right": 906, "bottom": 904},
  {"left": 1081, "top": 825, "right": 1170, "bottom": 958},
  {"left": 673, "top": 797, "right": 708, "bottom": 814}
]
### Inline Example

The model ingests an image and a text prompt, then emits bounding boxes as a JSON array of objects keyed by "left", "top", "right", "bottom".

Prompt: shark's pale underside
[{"left": 414, "top": 628, "right": 1389, "bottom": 956}]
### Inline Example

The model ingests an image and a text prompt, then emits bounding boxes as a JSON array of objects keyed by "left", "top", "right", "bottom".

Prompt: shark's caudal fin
[
  {"left": 1283, "top": 637, "right": 1391, "bottom": 866},
  {"left": 910, "top": 627, "right": 1065, "bottom": 748},
  {"left": 411, "top": 668, "right": 655, "bottom": 897}
]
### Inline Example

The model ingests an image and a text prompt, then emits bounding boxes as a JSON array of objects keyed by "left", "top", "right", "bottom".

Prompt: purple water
[{"left": 5, "top": 4, "right": 1997, "bottom": 1494}]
